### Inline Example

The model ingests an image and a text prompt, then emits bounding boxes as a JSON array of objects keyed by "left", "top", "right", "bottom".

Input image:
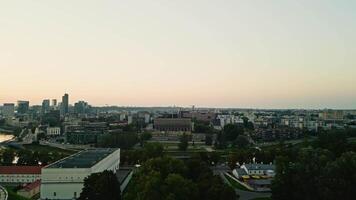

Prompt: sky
[{"left": 0, "top": 0, "right": 356, "bottom": 109}]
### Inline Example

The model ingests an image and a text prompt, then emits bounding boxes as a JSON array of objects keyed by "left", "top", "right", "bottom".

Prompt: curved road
[
  {"left": 0, "top": 185, "right": 8, "bottom": 200},
  {"left": 219, "top": 172, "right": 271, "bottom": 200}
]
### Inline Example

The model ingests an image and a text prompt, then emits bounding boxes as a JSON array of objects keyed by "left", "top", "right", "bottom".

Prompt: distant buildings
[
  {"left": 65, "top": 122, "right": 108, "bottom": 144},
  {"left": 41, "top": 148, "right": 120, "bottom": 200},
  {"left": 61, "top": 93, "right": 69, "bottom": 115},
  {"left": 154, "top": 118, "right": 192, "bottom": 132},
  {"left": 17, "top": 100, "right": 29, "bottom": 114},
  {"left": 321, "top": 110, "right": 344, "bottom": 121},
  {"left": 46, "top": 127, "right": 61, "bottom": 136},
  {"left": 74, "top": 101, "right": 90, "bottom": 115},
  {"left": 52, "top": 99, "right": 57, "bottom": 108},
  {"left": 181, "top": 111, "right": 215, "bottom": 122},
  {"left": 42, "top": 99, "right": 50, "bottom": 114},
  {"left": 2, "top": 103, "right": 15, "bottom": 118}
]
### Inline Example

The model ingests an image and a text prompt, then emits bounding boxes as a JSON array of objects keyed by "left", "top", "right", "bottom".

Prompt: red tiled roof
[
  {"left": 22, "top": 180, "right": 41, "bottom": 191},
  {"left": 0, "top": 166, "right": 42, "bottom": 174}
]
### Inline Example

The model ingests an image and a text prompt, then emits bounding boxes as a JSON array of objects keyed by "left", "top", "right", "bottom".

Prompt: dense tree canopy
[
  {"left": 178, "top": 133, "right": 189, "bottom": 151},
  {"left": 272, "top": 130, "right": 356, "bottom": 200},
  {"left": 98, "top": 133, "right": 139, "bottom": 149},
  {"left": 124, "top": 156, "right": 236, "bottom": 200},
  {"left": 79, "top": 170, "right": 120, "bottom": 200}
]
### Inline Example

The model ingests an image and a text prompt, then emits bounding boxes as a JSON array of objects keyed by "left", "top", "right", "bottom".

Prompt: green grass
[
  {"left": 5, "top": 187, "right": 30, "bottom": 200},
  {"left": 224, "top": 174, "right": 252, "bottom": 191}
]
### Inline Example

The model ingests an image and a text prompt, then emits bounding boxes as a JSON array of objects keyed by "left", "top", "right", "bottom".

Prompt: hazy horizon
[{"left": 1, "top": 0, "right": 356, "bottom": 109}]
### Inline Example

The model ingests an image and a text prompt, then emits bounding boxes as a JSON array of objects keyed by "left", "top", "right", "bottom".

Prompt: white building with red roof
[
  {"left": 17, "top": 180, "right": 41, "bottom": 198},
  {"left": 0, "top": 166, "right": 42, "bottom": 184}
]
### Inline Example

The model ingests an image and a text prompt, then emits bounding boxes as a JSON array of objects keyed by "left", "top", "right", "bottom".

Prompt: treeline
[
  {"left": 124, "top": 143, "right": 236, "bottom": 200},
  {"left": 97, "top": 132, "right": 152, "bottom": 149},
  {"left": 271, "top": 129, "right": 356, "bottom": 200},
  {"left": 0, "top": 148, "right": 67, "bottom": 166}
]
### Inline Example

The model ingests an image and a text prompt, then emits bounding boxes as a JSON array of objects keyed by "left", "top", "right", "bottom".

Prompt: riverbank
[{"left": 0, "top": 133, "right": 15, "bottom": 143}]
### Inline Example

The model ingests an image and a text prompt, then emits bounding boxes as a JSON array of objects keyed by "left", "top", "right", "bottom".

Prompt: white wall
[{"left": 40, "top": 149, "right": 120, "bottom": 200}]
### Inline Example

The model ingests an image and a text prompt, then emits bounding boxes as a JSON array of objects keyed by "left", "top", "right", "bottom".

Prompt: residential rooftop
[
  {"left": 244, "top": 163, "right": 275, "bottom": 171},
  {"left": 0, "top": 166, "right": 42, "bottom": 174},
  {"left": 46, "top": 148, "right": 117, "bottom": 169}
]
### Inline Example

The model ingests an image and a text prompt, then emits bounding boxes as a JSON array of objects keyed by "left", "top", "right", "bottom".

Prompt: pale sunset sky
[{"left": 0, "top": 0, "right": 355, "bottom": 109}]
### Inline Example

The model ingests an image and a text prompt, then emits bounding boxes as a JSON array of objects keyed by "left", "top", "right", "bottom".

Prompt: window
[
  {"left": 54, "top": 192, "right": 56, "bottom": 196},
  {"left": 74, "top": 192, "right": 77, "bottom": 198}
]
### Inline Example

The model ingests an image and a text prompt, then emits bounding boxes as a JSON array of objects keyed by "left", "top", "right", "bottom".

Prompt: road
[{"left": 0, "top": 185, "right": 8, "bottom": 200}]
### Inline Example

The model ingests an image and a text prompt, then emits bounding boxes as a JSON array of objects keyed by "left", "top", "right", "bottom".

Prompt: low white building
[
  {"left": 41, "top": 148, "right": 120, "bottom": 200},
  {"left": 241, "top": 163, "right": 275, "bottom": 177},
  {"left": 0, "top": 166, "right": 42, "bottom": 184},
  {"left": 46, "top": 127, "right": 61, "bottom": 136}
]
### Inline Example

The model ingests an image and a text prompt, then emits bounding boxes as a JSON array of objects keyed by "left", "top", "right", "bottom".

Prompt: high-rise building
[
  {"left": 61, "top": 93, "right": 69, "bottom": 115},
  {"left": 17, "top": 101, "right": 29, "bottom": 114},
  {"left": 52, "top": 99, "right": 57, "bottom": 107},
  {"left": 74, "top": 101, "right": 89, "bottom": 114},
  {"left": 2, "top": 103, "right": 15, "bottom": 118},
  {"left": 42, "top": 99, "right": 50, "bottom": 114}
]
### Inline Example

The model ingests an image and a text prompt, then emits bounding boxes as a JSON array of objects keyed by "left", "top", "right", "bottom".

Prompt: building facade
[
  {"left": 2, "top": 103, "right": 15, "bottom": 118},
  {"left": 61, "top": 93, "right": 69, "bottom": 115},
  {"left": 41, "top": 148, "right": 120, "bottom": 200},
  {"left": 46, "top": 127, "right": 61, "bottom": 136},
  {"left": 154, "top": 118, "right": 192, "bottom": 132},
  {"left": 17, "top": 100, "right": 30, "bottom": 114},
  {"left": 0, "top": 166, "right": 42, "bottom": 184}
]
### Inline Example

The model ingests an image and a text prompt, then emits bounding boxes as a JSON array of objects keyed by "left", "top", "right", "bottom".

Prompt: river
[{"left": 0, "top": 133, "right": 14, "bottom": 143}]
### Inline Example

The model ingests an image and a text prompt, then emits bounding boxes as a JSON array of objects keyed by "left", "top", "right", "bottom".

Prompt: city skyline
[{"left": 1, "top": 0, "right": 356, "bottom": 109}]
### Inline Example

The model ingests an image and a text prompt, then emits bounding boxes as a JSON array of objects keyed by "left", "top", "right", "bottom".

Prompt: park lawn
[
  {"left": 5, "top": 187, "right": 30, "bottom": 200},
  {"left": 224, "top": 174, "right": 252, "bottom": 192}
]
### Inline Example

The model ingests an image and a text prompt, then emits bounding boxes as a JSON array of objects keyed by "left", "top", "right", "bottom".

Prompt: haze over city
[{"left": 1, "top": 0, "right": 356, "bottom": 108}]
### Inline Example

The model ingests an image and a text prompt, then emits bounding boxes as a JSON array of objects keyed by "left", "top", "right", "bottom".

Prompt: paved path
[
  {"left": 219, "top": 172, "right": 271, "bottom": 200},
  {"left": 0, "top": 185, "right": 8, "bottom": 200}
]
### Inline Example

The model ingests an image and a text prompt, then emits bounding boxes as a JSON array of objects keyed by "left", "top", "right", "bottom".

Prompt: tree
[
  {"left": 320, "top": 152, "right": 356, "bottom": 200},
  {"left": 1, "top": 149, "right": 15, "bottom": 165},
  {"left": 194, "top": 122, "right": 212, "bottom": 133},
  {"left": 234, "top": 135, "right": 250, "bottom": 149},
  {"left": 140, "top": 132, "right": 152, "bottom": 146},
  {"left": 272, "top": 148, "right": 334, "bottom": 200},
  {"left": 315, "top": 130, "right": 348, "bottom": 156},
  {"left": 79, "top": 170, "right": 120, "bottom": 200},
  {"left": 17, "top": 150, "right": 39, "bottom": 166},
  {"left": 125, "top": 156, "right": 236, "bottom": 200},
  {"left": 98, "top": 133, "right": 139, "bottom": 149},
  {"left": 205, "top": 134, "right": 213, "bottom": 146},
  {"left": 178, "top": 133, "right": 189, "bottom": 151},
  {"left": 143, "top": 142, "right": 164, "bottom": 161},
  {"left": 163, "top": 174, "right": 199, "bottom": 200},
  {"left": 223, "top": 124, "right": 244, "bottom": 142}
]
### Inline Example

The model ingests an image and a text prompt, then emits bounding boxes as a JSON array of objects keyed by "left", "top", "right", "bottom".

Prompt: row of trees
[
  {"left": 0, "top": 148, "right": 66, "bottom": 166},
  {"left": 124, "top": 156, "right": 236, "bottom": 200},
  {"left": 215, "top": 124, "right": 250, "bottom": 149},
  {"left": 271, "top": 130, "right": 356, "bottom": 200}
]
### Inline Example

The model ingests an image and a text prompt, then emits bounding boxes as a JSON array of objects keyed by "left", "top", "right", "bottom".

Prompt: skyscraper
[
  {"left": 2, "top": 103, "right": 15, "bottom": 118},
  {"left": 42, "top": 99, "right": 50, "bottom": 114},
  {"left": 61, "top": 93, "right": 69, "bottom": 115},
  {"left": 17, "top": 100, "right": 29, "bottom": 114},
  {"left": 52, "top": 99, "right": 57, "bottom": 107}
]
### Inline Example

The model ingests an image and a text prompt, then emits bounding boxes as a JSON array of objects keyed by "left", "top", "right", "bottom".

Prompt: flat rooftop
[{"left": 47, "top": 148, "right": 117, "bottom": 169}]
